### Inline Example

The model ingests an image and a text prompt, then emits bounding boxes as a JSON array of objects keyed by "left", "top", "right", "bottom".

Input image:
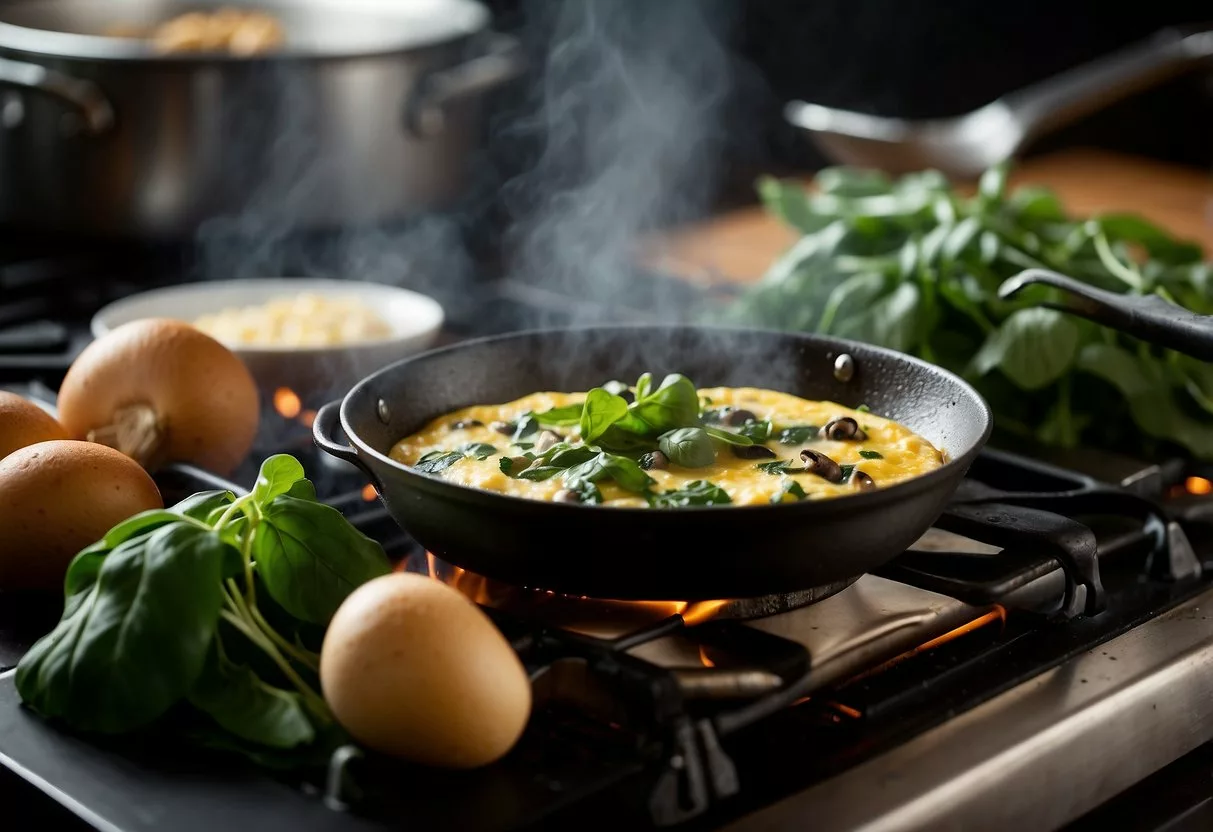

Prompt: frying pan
[{"left": 313, "top": 326, "right": 992, "bottom": 600}]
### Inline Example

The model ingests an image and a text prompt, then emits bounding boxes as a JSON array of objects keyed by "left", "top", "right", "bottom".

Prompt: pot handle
[
  {"left": 0, "top": 57, "right": 114, "bottom": 135},
  {"left": 1000, "top": 268, "right": 1213, "bottom": 362},
  {"left": 406, "top": 32, "right": 526, "bottom": 137},
  {"left": 313, "top": 400, "right": 380, "bottom": 486}
]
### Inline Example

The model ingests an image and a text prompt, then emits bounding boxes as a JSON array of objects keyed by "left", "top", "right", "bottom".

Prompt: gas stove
[{"left": 3, "top": 246, "right": 1213, "bottom": 832}]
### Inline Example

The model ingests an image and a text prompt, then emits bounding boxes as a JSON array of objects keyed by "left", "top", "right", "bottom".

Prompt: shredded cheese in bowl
[{"left": 193, "top": 293, "right": 395, "bottom": 348}]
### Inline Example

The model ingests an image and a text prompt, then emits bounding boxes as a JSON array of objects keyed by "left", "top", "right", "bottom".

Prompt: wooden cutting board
[{"left": 645, "top": 149, "right": 1213, "bottom": 285}]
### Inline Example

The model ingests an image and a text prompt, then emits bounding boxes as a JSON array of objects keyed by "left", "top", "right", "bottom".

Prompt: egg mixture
[{"left": 390, "top": 387, "right": 945, "bottom": 508}]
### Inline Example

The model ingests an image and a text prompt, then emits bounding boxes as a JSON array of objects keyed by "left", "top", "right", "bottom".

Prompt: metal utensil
[
  {"left": 785, "top": 26, "right": 1213, "bottom": 178},
  {"left": 1000, "top": 268, "right": 1213, "bottom": 361}
]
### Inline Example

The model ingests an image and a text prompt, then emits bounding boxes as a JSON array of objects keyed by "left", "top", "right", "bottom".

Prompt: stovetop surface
[{"left": 4, "top": 244, "right": 1213, "bottom": 831}]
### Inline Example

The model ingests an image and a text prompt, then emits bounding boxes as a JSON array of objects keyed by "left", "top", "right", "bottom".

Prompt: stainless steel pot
[{"left": 0, "top": 0, "right": 524, "bottom": 238}]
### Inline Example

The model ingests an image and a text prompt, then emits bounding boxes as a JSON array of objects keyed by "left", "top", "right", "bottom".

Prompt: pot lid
[{"left": 0, "top": 0, "right": 490, "bottom": 61}]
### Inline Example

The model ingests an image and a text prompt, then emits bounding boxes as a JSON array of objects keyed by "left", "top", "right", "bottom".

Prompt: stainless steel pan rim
[
  {"left": 0, "top": 0, "right": 490, "bottom": 62},
  {"left": 326, "top": 323, "right": 995, "bottom": 516}
]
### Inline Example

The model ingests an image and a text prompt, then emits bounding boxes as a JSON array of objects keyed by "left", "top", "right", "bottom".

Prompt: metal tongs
[
  {"left": 786, "top": 26, "right": 1213, "bottom": 178},
  {"left": 1000, "top": 269, "right": 1213, "bottom": 361}
]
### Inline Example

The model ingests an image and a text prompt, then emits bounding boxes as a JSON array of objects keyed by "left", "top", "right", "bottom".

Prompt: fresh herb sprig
[
  {"left": 724, "top": 162, "right": 1213, "bottom": 460},
  {"left": 16, "top": 455, "right": 390, "bottom": 760}
]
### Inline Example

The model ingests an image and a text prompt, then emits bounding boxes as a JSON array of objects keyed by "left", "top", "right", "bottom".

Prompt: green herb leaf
[
  {"left": 859, "top": 450, "right": 884, "bottom": 459},
  {"left": 459, "top": 442, "right": 497, "bottom": 461},
  {"left": 840, "top": 464, "right": 856, "bottom": 481},
  {"left": 568, "top": 479, "right": 603, "bottom": 505},
  {"left": 414, "top": 450, "right": 465, "bottom": 474},
  {"left": 562, "top": 452, "right": 655, "bottom": 494},
  {"left": 648, "top": 480, "right": 732, "bottom": 508},
  {"left": 534, "top": 403, "right": 584, "bottom": 427},
  {"left": 16, "top": 523, "right": 231, "bottom": 733},
  {"left": 251, "top": 455, "right": 307, "bottom": 506},
  {"left": 771, "top": 479, "right": 808, "bottom": 503},
  {"left": 252, "top": 495, "right": 392, "bottom": 625},
  {"left": 580, "top": 388, "right": 630, "bottom": 444},
  {"left": 777, "top": 426, "right": 818, "bottom": 445},
  {"left": 187, "top": 639, "right": 316, "bottom": 750},
  {"left": 971, "top": 308, "right": 1079, "bottom": 390},
  {"left": 517, "top": 465, "right": 565, "bottom": 481},
  {"left": 511, "top": 413, "right": 540, "bottom": 443},
  {"left": 171, "top": 491, "right": 236, "bottom": 525},
  {"left": 758, "top": 460, "right": 793, "bottom": 474},
  {"left": 704, "top": 426, "right": 754, "bottom": 446},
  {"left": 739, "top": 420, "right": 773, "bottom": 442},
  {"left": 658, "top": 427, "right": 717, "bottom": 468},
  {"left": 630, "top": 374, "right": 701, "bottom": 433},
  {"left": 634, "top": 372, "right": 653, "bottom": 402}
]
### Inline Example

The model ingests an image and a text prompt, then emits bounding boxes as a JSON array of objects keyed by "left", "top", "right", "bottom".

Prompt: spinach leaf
[
  {"left": 517, "top": 465, "right": 564, "bottom": 481},
  {"left": 188, "top": 639, "right": 315, "bottom": 750},
  {"left": 511, "top": 413, "right": 540, "bottom": 443},
  {"left": 630, "top": 374, "right": 700, "bottom": 433},
  {"left": 563, "top": 452, "right": 655, "bottom": 494},
  {"left": 648, "top": 480, "right": 732, "bottom": 508},
  {"left": 859, "top": 450, "right": 884, "bottom": 459},
  {"left": 840, "top": 464, "right": 856, "bottom": 481},
  {"left": 459, "top": 442, "right": 497, "bottom": 460},
  {"left": 251, "top": 454, "right": 306, "bottom": 505},
  {"left": 771, "top": 479, "right": 808, "bottom": 503},
  {"left": 739, "top": 420, "right": 773, "bottom": 442},
  {"left": 545, "top": 445, "right": 598, "bottom": 468},
  {"left": 568, "top": 479, "right": 603, "bottom": 505},
  {"left": 777, "top": 426, "right": 818, "bottom": 445},
  {"left": 172, "top": 491, "right": 236, "bottom": 525},
  {"left": 534, "top": 404, "right": 583, "bottom": 427},
  {"left": 252, "top": 495, "right": 391, "bottom": 624},
  {"left": 757, "top": 460, "right": 793, "bottom": 474},
  {"left": 414, "top": 450, "right": 464, "bottom": 474},
  {"left": 705, "top": 426, "right": 754, "bottom": 446},
  {"left": 16, "top": 523, "right": 230, "bottom": 734},
  {"left": 596, "top": 424, "right": 659, "bottom": 454},
  {"left": 580, "top": 388, "right": 630, "bottom": 444},
  {"left": 658, "top": 427, "right": 717, "bottom": 468},
  {"left": 971, "top": 307, "right": 1079, "bottom": 390},
  {"left": 634, "top": 372, "right": 653, "bottom": 402}
]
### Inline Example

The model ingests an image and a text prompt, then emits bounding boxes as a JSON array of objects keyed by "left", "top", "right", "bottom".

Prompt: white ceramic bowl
[{"left": 91, "top": 278, "right": 444, "bottom": 402}]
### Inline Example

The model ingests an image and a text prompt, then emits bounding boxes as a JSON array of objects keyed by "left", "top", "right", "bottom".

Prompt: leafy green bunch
[
  {"left": 16, "top": 455, "right": 391, "bottom": 761},
  {"left": 722, "top": 163, "right": 1213, "bottom": 460},
  {"left": 495, "top": 372, "right": 741, "bottom": 506}
]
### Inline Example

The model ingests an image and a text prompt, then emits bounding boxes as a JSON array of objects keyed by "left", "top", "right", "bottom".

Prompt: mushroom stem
[{"left": 86, "top": 403, "right": 164, "bottom": 468}]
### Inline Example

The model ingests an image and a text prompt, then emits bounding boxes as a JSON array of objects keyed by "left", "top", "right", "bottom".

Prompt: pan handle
[
  {"left": 999, "top": 268, "right": 1213, "bottom": 361},
  {"left": 406, "top": 32, "right": 526, "bottom": 138},
  {"left": 313, "top": 401, "right": 380, "bottom": 486},
  {"left": 0, "top": 57, "right": 113, "bottom": 135}
]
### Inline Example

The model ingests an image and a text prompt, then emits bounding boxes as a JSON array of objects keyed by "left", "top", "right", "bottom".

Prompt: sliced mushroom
[
  {"left": 722, "top": 408, "right": 757, "bottom": 427},
  {"left": 449, "top": 419, "right": 483, "bottom": 430},
  {"left": 820, "top": 417, "right": 867, "bottom": 442},
  {"left": 532, "top": 430, "right": 562, "bottom": 454},
  {"left": 800, "top": 449, "right": 844, "bottom": 483},
  {"left": 853, "top": 470, "right": 876, "bottom": 491},
  {"left": 731, "top": 444, "right": 777, "bottom": 460}
]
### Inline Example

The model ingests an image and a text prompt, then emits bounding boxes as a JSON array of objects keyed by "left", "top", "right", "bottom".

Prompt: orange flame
[
  {"left": 913, "top": 607, "right": 1006, "bottom": 653},
  {"left": 273, "top": 387, "right": 302, "bottom": 419},
  {"left": 361, "top": 483, "right": 377, "bottom": 501},
  {"left": 1187, "top": 476, "right": 1213, "bottom": 495},
  {"left": 299, "top": 409, "right": 318, "bottom": 429},
  {"left": 698, "top": 646, "right": 715, "bottom": 668}
]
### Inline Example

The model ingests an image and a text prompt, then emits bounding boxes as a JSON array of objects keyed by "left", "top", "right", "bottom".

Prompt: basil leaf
[
  {"left": 563, "top": 452, "right": 655, "bottom": 494},
  {"left": 859, "top": 450, "right": 884, "bottom": 459},
  {"left": 459, "top": 442, "right": 497, "bottom": 460},
  {"left": 648, "top": 480, "right": 732, "bottom": 508},
  {"left": 251, "top": 454, "right": 306, "bottom": 506},
  {"left": 580, "top": 388, "right": 630, "bottom": 443},
  {"left": 414, "top": 450, "right": 464, "bottom": 474},
  {"left": 187, "top": 639, "right": 315, "bottom": 750},
  {"left": 511, "top": 413, "right": 540, "bottom": 443},
  {"left": 171, "top": 490, "right": 236, "bottom": 525},
  {"left": 634, "top": 372, "right": 653, "bottom": 402},
  {"left": 568, "top": 479, "right": 603, "bottom": 504},
  {"left": 971, "top": 307, "right": 1079, "bottom": 390},
  {"left": 630, "top": 374, "right": 700, "bottom": 432},
  {"left": 771, "top": 479, "right": 808, "bottom": 503},
  {"left": 658, "top": 427, "right": 716, "bottom": 468},
  {"left": 535, "top": 404, "right": 583, "bottom": 427},
  {"left": 758, "top": 460, "right": 793, "bottom": 474},
  {"left": 777, "top": 425, "right": 818, "bottom": 445},
  {"left": 739, "top": 420, "right": 773, "bottom": 442},
  {"left": 704, "top": 426, "right": 754, "bottom": 446},
  {"left": 16, "top": 523, "right": 230, "bottom": 733},
  {"left": 252, "top": 495, "right": 392, "bottom": 624}
]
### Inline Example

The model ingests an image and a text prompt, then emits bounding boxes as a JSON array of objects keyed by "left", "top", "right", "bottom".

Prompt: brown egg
[
  {"left": 320, "top": 573, "right": 532, "bottom": 768},
  {"left": 0, "top": 440, "right": 163, "bottom": 590},
  {"left": 0, "top": 391, "right": 67, "bottom": 462}
]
